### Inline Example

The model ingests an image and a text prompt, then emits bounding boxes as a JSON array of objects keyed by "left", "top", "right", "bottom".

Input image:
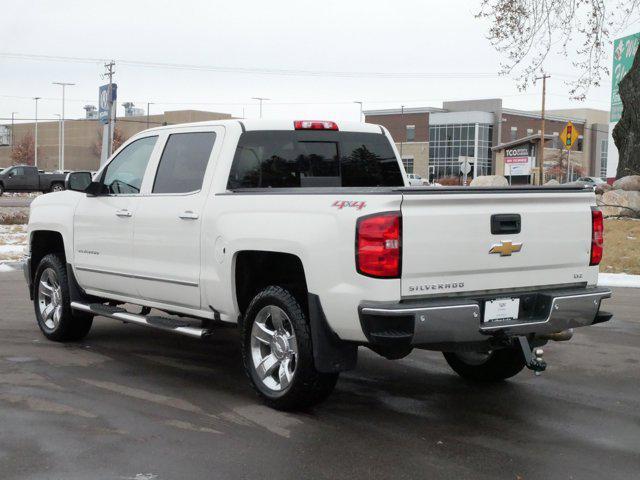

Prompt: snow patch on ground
[
  {"left": 598, "top": 273, "right": 640, "bottom": 288},
  {"left": 0, "top": 224, "right": 27, "bottom": 262},
  {"left": 0, "top": 263, "right": 15, "bottom": 272}
]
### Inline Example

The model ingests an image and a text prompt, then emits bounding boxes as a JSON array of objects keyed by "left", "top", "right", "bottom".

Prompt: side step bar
[{"left": 70, "top": 302, "right": 212, "bottom": 339}]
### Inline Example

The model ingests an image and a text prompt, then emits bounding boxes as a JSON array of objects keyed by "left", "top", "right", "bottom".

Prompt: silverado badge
[{"left": 489, "top": 240, "right": 523, "bottom": 256}]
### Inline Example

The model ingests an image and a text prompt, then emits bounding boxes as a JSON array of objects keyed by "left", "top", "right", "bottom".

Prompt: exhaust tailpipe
[{"left": 537, "top": 329, "right": 574, "bottom": 342}]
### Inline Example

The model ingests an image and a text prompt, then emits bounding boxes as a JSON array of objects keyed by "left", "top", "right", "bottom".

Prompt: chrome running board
[{"left": 70, "top": 302, "right": 212, "bottom": 339}]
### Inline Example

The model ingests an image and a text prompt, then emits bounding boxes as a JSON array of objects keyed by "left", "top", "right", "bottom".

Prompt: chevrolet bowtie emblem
[{"left": 489, "top": 241, "right": 523, "bottom": 256}]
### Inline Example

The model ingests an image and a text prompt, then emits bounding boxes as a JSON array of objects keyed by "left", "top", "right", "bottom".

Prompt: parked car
[
  {"left": 574, "top": 176, "right": 607, "bottom": 187},
  {"left": 406, "top": 173, "right": 426, "bottom": 186},
  {"left": 0, "top": 165, "right": 67, "bottom": 195},
  {"left": 23, "top": 119, "right": 612, "bottom": 410}
]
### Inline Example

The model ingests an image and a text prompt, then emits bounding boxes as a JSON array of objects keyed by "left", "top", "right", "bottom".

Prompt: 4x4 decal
[{"left": 332, "top": 200, "right": 366, "bottom": 210}]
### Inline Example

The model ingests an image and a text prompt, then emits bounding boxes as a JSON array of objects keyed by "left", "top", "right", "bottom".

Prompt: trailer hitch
[{"left": 516, "top": 336, "right": 546, "bottom": 375}]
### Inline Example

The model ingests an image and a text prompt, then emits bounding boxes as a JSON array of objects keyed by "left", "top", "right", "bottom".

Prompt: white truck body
[{"left": 24, "top": 119, "right": 612, "bottom": 409}]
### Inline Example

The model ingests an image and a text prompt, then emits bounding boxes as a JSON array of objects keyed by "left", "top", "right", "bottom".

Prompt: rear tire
[
  {"left": 0, "top": 184, "right": 4, "bottom": 195},
  {"left": 443, "top": 347, "right": 526, "bottom": 382},
  {"left": 33, "top": 253, "right": 93, "bottom": 342},
  {"left": 241, "top": 286, "right": 338, "bottom": 411},
  {"left": 50, "top": 183, "right": 64, "bottom": 193}
]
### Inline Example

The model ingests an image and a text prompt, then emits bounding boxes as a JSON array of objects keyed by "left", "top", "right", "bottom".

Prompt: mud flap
[{"left": 307, "top": 293, "right": 358, "bottom": 373}]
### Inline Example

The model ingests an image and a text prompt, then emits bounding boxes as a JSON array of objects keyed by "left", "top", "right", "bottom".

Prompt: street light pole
[
  {"left": 251, "top": 97, "right": 269, "bottom": 118},
  {"left": 535, "top": 73, "right": 550, "bottom": 185},
  {"left": 52, "top": 82, "right": 75, "bottom": 171},
  {"left": 353, "top": 101, "right": 363, "bottom": 122},
  {"left": 33, "top": 97, "right": 41, "bottom": 168},
  {"left": 53, "top": 114, "right": 61, "bottom": 171},
  {"left": 146, "top": 102, "right": 154, "bottom": 128},
  {"left": 10, "top": 112, "right": 18, "bottom": 152}
]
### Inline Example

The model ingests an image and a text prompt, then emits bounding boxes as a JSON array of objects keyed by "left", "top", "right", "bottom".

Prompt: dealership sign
[
  {"left": 98, "top": 83, "right": 117, "bottom": 124},
  {"left": 611, "top": 33, "right": 639, "bottom": 122},
  {"left": 504, "top": 145, "right": 532, "bottom": 176}
]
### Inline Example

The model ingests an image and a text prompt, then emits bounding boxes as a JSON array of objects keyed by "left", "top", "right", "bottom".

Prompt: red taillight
[
  {"left": 590, "top": 208, "right": 604, "bottom": 266},
  {"left": 294, "top": 120, "right": 338, "bottom": 131},
  {"left": 356, "top": 212, "right": 401, "bottom": 278}
]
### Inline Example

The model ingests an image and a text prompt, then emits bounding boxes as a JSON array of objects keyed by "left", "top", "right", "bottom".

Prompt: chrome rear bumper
[{"left": 358, "top": 287, "right": 612, "bottom": 349}]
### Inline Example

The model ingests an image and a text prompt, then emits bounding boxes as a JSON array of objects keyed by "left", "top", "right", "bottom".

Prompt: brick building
[
  {"left": 365, "top": 99, "right": 609, "bottom": 184},
  {"left": 0, "top": 109, "right": 233, "bottom": 172}
]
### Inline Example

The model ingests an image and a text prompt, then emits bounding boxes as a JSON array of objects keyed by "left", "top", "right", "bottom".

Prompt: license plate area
[{"left": 483, "top": 298, "right": 520, "bottom": 323}]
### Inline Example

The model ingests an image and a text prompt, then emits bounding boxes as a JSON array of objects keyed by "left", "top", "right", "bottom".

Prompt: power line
[{"left": 0, "top": 52, "right": 507, "bottom": 79}]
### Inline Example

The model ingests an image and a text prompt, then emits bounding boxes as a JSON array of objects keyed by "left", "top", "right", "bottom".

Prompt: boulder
[
  {"left": 612, "top": 175, "right": 640, "bottom": 191},
  {"left": 601, "top": 189, "right": 640, "bottom": 217},
  {"left": 470, "top": 175, "right": 509, "bottom": 187},
  {"left": 595, "top": 183, "right": 613, "bottom": 194}
]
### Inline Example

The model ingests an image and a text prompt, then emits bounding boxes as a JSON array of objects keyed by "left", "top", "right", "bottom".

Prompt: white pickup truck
[{"left": 24, "top": 119, "right": 612, "bottom": 410}]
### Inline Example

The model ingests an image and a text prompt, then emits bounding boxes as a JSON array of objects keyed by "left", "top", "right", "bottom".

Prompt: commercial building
[
  {"left": 365, "top": 99, "right": 609, "bottom": 183},
  {"left": 0, "top": 109, "right": 233, "bottom": 172}
]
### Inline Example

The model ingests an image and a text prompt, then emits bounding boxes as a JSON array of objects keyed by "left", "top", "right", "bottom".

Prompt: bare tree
[
  {"left": 10, "top": 132, "right": 36, "bottom": 165},
  {"left": 612, "top": 39, "right": 640, "bottom": 177},
  {"left": 92, "top": 126, "right": 126, "bottom": 158},
  {"left": 477, "top": 0, "right": 640, "bottom": 99}
]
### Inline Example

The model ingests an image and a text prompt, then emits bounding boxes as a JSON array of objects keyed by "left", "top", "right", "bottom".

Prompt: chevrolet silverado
[{"left": 23, "top": 119, "right": 612, "bottom": 410}]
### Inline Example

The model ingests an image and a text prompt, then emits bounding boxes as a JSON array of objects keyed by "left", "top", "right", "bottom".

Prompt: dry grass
[
  {"left": 0, "top": 208, "right": 29, "bottom": 225},
  {"left": 601, "top": 219, "right": 640, "bottom": 275}
]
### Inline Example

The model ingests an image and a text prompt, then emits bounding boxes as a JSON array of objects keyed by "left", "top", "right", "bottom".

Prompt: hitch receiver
[{"left": 517, "top": 336, "right": 547, "bottom": 375}]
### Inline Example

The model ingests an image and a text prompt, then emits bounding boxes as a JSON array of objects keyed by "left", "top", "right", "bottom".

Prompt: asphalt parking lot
[{"left": 0, "top": 268, "right": 638, "bottom": 480}]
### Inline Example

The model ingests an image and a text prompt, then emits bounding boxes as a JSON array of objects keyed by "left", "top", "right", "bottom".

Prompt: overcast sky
[{"left": 2, "top": 0, "right": 639, "bottom": 124}]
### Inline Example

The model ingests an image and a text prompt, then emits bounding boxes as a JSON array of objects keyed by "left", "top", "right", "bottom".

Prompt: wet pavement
[{"left": 0, "top": 268, "right": 638, "bottom": 480}]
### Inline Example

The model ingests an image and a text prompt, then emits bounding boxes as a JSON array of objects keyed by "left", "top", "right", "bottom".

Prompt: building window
[
  {"left": 577, "top": 135, "right": 583, "bottom": 152},
  {"left": 600, "top": 139, "right": 608, "bottom": 178},
  {"left": 510, "top": 126, "right": 518, "bottom": 141},
  {"left": 552, "top": 132, "right": 560, "bottom": 149},
  {"left": 428, "top": 123, "right": 493, "bottom": 180},
  {"left": 402, "top": 157, "right": 414, "bottom": 174},
  {"left": 527, "top": 128, "right": 533, "bottom": 136},
  {"left": 406, "top": 125, "right": 415, "bottom": 142}
]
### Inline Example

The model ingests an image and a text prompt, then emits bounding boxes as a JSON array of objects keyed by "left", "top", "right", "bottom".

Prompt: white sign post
[{"left": 458, "top": 156, "right": 473, "bottom": 186}]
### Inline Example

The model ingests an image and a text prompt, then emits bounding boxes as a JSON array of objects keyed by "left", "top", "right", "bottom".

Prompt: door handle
[
  {"left": 179, "top": 211, "right": 199, "bottom": 220},
  {"left": 115, "top": 209, "right": 132, "bottom": 217}
]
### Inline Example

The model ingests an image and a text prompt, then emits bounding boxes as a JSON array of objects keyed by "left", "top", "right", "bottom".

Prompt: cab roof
[{"left": 143, "top": 119, "right": 385, "bottom": 134}]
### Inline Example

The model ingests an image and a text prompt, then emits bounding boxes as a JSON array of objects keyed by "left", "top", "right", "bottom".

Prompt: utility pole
[
  {"left": 104, "top": 61, "right": 116, "bottom": 157},
  {"left": 353, "top": 101, "right": 363, "bottom": 122},
  {"left": 146, "top": 102, "right": 154, "bottom": 128},
  {"left": 10, "top": 112, "right": 17, "bottom": 152},
  {"left": 33, "top": 98, "right": 40, "bottom": 168},
  {"left": 400, "top": 105, "right": 405, "bottom": 158},
  {"left": 252, "top": 97, "right": 269, "bottom": 118},
  {"left": 52, "top": 81, "right": 75, "bottom": 171},
  {"left": 535, "top": 73, "right": 550, "bottom": 185}
]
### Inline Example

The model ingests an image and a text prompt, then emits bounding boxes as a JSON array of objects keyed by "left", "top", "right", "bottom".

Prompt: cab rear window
[{"left": 227, "top": 131, "right": 404, "bottom": 189}]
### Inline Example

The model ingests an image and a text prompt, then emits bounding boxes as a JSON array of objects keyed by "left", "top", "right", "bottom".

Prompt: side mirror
[{"left": 65, "top": 171, "right": 93, "bottom": 192}]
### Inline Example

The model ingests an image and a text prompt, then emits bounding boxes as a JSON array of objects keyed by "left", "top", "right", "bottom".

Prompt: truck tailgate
[{"left": 400, "top": 188, "right": 597, "bottom": 298}]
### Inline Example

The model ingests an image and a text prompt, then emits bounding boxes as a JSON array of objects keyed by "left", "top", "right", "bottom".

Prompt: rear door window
[
  {"left": 153, "top": 132, "right": 216, "bottom": 194},
  {"left": 228, "top": 131, "right": 403, "bottom": 189}
]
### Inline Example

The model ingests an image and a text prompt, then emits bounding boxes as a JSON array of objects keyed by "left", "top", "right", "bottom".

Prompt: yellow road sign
[{"left": 560, "top": 121, "right": 579, "bottom": 150}]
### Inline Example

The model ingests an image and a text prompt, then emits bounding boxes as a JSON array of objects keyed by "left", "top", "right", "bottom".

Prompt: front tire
[
  {"left": 443, "top": 347, "right": 526, "bottom": 382},
  {"left": 241, "top": 286, "right": 338, "bottom": 411},
  {"left": 34, "top": 254, "right": 93, "bottom": 342},
  {"left": 0, "top": 183, "right": 4, "bottom": 195}
]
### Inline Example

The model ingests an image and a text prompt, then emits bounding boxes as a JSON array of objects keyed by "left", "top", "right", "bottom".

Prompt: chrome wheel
[
  {"left": 38, "top": 268, "right": 63, "bottom": 330},
  {"left": 250, "top": 305, "right": 298, "bottom": 392},
  {"left": 51, "top": 184, "right": 64, "bottom": 192}
]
